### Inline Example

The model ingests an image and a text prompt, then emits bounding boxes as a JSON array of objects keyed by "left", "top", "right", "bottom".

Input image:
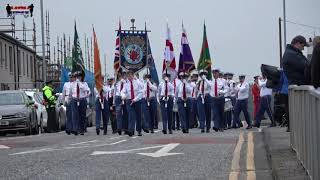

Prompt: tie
[
  {"left": 120, "top": 82, "right": 124, "bottom": 91},
  {"left": 77, "top": 83, "right": 80, "bottom": 99},
  {"left": 202, "top": 80, "right": 205, "bottom": 95},
  {"left": 214, "top": 79, "right": 218, "bottom": 97},
  {"left": 100, "top": 90, "right": 104, "bottom": 102},
  {"left": 192, "top": 87, "right": 194, "bottom": 98},
  {"left": 165, "top": 81, "right": 168, "bottom": 97},
  {"left": 130, "top": 80, "right": 135, "bottom": 100},
  {"left": 147, "top": 82, "right": 150, "bottom": 99},
  {"left": 173, "top": 80, "right": 176, "bottom": 94},
  {"left": 183, "top": 83, "right": 186, "bottom": 99}
]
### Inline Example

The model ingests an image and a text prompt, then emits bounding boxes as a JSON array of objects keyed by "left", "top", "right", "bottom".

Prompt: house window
[
  {"left": 9, "top": 46, "right": 13, "bottom": 73},
  {"left": 26, "top": 55, "right": 29, "bottom": 77},
  {"left": 17, "top": 50, "right": 21, "bottom": 76}
]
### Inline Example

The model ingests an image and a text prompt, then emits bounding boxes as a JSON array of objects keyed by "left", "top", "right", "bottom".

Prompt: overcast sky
[{"left": 1, "top": 0, "right": 320, "bottom": 80}]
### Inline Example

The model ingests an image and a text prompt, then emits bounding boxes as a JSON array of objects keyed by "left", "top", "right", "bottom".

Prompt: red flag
[{"left": 93, "top": 28, "right": 103, "bottom": 92}]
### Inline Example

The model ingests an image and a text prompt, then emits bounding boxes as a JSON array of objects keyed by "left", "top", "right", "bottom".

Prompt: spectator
[
  {"left": 283, "top": 35, "right": 310, "bottom": 85},
  {"left": 310, "top": 36, "right": 320, "bottom": 89}
]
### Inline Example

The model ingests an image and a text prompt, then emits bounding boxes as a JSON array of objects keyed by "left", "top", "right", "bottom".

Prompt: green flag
[
  {"left": 72, "top": 22, "right": 85, "bottom": 75},
  {"left": 197, "top": 23, "right": 212, "bottom": 80}
]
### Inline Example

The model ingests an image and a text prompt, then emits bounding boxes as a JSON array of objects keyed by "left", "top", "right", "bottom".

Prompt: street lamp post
[
  {"left": 283, "top": 0, "right": 287, "bottom": 48},
  {"left": 40, "top": 0, "right": 46, "bottom": 83}
]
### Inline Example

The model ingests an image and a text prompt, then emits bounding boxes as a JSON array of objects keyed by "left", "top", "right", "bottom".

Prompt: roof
[{"left": 0, "top": 32, "right": 36, "bottom": 54}]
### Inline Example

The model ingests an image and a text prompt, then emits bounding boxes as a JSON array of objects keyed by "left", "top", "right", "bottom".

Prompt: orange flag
[{"left": 93, "top": 28, "right": 103, "bottom": 92}]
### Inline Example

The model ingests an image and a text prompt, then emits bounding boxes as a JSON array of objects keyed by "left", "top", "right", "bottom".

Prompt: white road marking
[
  {"left": 131, "top": 136, "right": 139, "bottom": 139},
  {"left": 10, "top": 139, "right": 127, "bottom": 156},
  {"left": 91, "top": 143, "right": 183, "bottom": 158},
  {"left": 69, "top": 140, "right": 98, "bottom": 146},
  {"left": 246, "top": 132, "right": 256, "bottom": 180},
  {"left": 258, "top": 128, "right": 262, "bottom": 132},
  {"left": 0, "top": 145, "right": 10, "bottom": 149},
  {"left": 109, "top": 136, "right": 123, "bottom": 140}
]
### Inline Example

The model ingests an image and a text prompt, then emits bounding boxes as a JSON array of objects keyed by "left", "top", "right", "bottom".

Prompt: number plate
[{"left": 0, "top": 121, "right": 9, "bottom": 126}]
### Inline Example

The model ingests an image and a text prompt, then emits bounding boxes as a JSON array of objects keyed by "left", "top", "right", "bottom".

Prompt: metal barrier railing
[{"left": 289, "top": 85, "right": 320, "bottom": 180}]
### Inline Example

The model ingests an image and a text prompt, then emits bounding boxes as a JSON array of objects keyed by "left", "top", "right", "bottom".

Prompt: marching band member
[
  {"left": 107, "top": 76, "right": 117, "bottom": 134},
  {"left": 115, "top": 70, "right": 128, "bottom": 135},
  {"left": 143, "top": 74, "right": 158, "bottom": 133},
  {"left": 172, "top": 73, "right": 182, "bottom": 131},
  {"left": 198, "top": 69, "right": 211, "bottom": 133},
  {"left": 121, "top": 71, "right": 143, "bottom": 137},
  {"left": 70, "top": 71, "right": 91, "bottom": 135},
  {"left": 176, "top": 72, "right": 193, "bottom": 133},
  {"left": 190, "top": 71, "right": 199, "bottom": 129},
  {"left": 62, "top": 72, "right": 74, "bottom": 135},
  {"left": 158, "top": 72, "right": 174, "bottom": 134},
  {"left": 94, "top": 76, "right": 110, "bottom": 135},
  {"left": 232, "top": 75, "right": 252, "bottom": 129},
  {"left": 223, "top": 72, "right": 234, "bottom": 129},
  {"left": 206, "top": 68, "right": 228, "bottom": 132},
  {"left": 252, "top": 75, "right": 261, "bottom": 119}
]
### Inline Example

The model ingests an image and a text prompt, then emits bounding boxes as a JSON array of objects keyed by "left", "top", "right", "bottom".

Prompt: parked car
[
  {"left": 56, "top": 93, "right": 94, "bottom": 130},
  {"left": 24, "top": 90, "right": 48, "bottom": 133},
  {"left": 0, "top": 90, "right": 38, "bottom": 136}
]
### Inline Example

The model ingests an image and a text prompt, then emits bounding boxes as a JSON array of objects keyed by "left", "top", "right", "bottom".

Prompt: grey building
[{"left": 0, "top": 32, "right": 44, "bottom": 90}]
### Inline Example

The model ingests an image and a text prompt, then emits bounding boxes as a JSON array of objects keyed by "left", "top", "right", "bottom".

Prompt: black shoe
[
  {"left": 143, "top": 129, "right": 150, "bottom": 133},
  {"left": 172, "top": 128, "right": 176, "bottom": 131},
  {"left": 224, "top": 127, "right": 228, "bottom": 130},
  {"left": 246, "top": 126, "right": 252, "bottom": 130},
  {"left": 138, "top": 132, "right": 142, "bottom": 136},
  {"left": 201, "top": 129, "right": 205, "bottom": 133},
  {"left": 66, "top": 131, "right": 71, "bottom": 135},
  {"left": 206, "top": 129, "right": 210, "bottom": 133},
  {"left": 213, "top": 127, "right": 219, "bottom": 132},
  {"left": 118, "top": 130, "right": 122, "bottom": 135},
  {"left": 169, "top": 130, "right": 173, "bottom": 134},
  {"left": 186, "top": 130, "right": 189, "bottom": 133},
  {"left": 124, "top": 131, "right": 129, "bottom": 135},
  {"left": 269, "top": 123, "right": 276, "bottom": 127},
  {"left": 96, "top": 129, "right": 100, "bottom": 135},
  {"left": 182, "top": 129, "right": 187, "bottom": 134},
  {"left": 162, "top": 130, "right": 167, "bottom": 134},
  {"left": 128, "top": 131, "right": 133, "bottom": 137},
  {"left": 80, "top": 132, "right": 84, "bottom": 135},
  {"left": 219, "top": 128, "right": 224, "bottom": 132},
  {"left": 150, "top": 129, "right": 154, "bottom": 133},
  {"left": 103, "top": 129, "right": 107, "bottom": 135},
  {"left": 240, "top": 123, "right": 243, "bottom": 127}
]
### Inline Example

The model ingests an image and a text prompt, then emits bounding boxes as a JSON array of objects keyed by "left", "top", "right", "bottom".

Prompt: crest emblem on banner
[{"left": 120, "top": 33, "right": 147, "bottom": 72}]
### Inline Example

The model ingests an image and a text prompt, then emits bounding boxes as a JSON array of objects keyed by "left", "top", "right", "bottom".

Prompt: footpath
[{"left": 263, "top": 127, "right": 310, "bottom": 180}]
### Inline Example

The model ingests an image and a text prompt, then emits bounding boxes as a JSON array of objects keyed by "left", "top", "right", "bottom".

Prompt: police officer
[
  {"left": 198, "top": 70, "right": 211, "bottom": 133},
  {"left": 70, "top": 71, "right": 91, "bottom": 135},
  {"left": 176, "top": 72, "right": 193, "bottom": 133},
  {"left": 232, "top": 75, "right": 252, "bottom": 129},
  {"left": 142, "top": 74, "right": 158, "bottom": 133},
  {"left": 254, "top": 75, "right": 276, "bottom": 128},
  {"left": 158, "top": 72, "right": 174, "bottom": 134},
  {"left": 62, "top": 72, "right": 74, "bottom": 135},
  {"left": 121, "top": 71, "right": 143, "bottom": 137},
  {"left": 94, "top": 77, "right": 110, "bottom": 135},
  {"left": 115, "top": 71, "right": 128, "bottom": 135},
  {"left": 43, "top": 80, "right": 57, "bottom": 133},
  {"left": 190, "top": 71, "right": 199, "bottom": 129},
  {"left": 172, "top": 73, "right": 182, "bottom": 131},
  {"left": 205, "top": 68, "right": 228, "bottom": 132}
]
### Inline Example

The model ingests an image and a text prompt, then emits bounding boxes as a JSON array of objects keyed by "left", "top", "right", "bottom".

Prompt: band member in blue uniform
[
  {"left": 143, "top": 74, "right": 158, "bottom": 133},
  {"left": 190, "top": 71, "right": 199, "bottom": 129},
  {"left": 115, "top": 71, "right": 128, "bottom": 135},
  {"left": 62, "top": 72, "right": 74, "bottom": 135},
  {"left": 172, "top": 74, "right": 182, "bottom": 131},
  {"left": 94, "top": 77, "right": 110, "bottom": 135},
  {"left": 198, "top": 70, "right": 211, "bottom": 133}
]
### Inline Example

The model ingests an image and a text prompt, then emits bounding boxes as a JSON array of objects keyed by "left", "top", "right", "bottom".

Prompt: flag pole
[{"left": 145, "top": 22, "right": 149, "bottom": 75}]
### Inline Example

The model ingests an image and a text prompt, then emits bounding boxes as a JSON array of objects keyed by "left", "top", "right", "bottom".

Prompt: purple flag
[{"left": 178, "top": 24, "right": 195, "bottom": 74}]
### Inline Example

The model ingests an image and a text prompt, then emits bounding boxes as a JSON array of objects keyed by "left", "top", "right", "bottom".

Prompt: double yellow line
[{"left": 229, "top": 132, "right": 256, "bottom": 180}]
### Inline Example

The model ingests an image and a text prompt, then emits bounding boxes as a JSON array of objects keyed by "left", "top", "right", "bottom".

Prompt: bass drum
[{"left": 224, "top": 98, "right": 233, "bottom": 112}]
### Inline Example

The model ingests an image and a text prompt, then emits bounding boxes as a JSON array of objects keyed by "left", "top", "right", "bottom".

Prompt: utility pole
[
  {"left": 279, "top": 18, "right": 283, "bottom": 67},
  {"left": 40, "top": 0, "right": 46, "bottom": 83},
  {"left": 283, "top": 0, "right": 287, "bottom": 49}
]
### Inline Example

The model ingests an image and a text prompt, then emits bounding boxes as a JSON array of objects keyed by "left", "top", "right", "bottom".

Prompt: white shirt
[
  {"left": 228, "top": 80, "right": 237, "bottom": 97},
  {"left": 176, "top": 80, "right": 193, "bottom": 99},
  {"left": 120, "top": 79, "right": 143, "bottom": 101},
  {"left": 94, "top": 86, "right": 111, "bottom": 100},
  {"left": 207, "top": 78, "right": 228, "bottom": 98},
  {"left": 144, "top": 80, "right": 158, "bottom": 99},
  {"left": 158, "top": 80, "right": 174, "bottom": 97},
  {"left": 70, "top": 79, "right": 91, "bottom": 99},
  {"left": 236, "top": 81, "right": 249, "bottom": 100},
  {"left": 173, "top": 78, "right": 182, "bottom": 95},
  {"left": 197, "top": 79, "right": 211, "bottom": 96},
  {"left": 62, "top": 81, "right": 72, "bottom": 103},
  {"left": 115, "top": 79, "right": 126, "bottom": 97},
  {"left": 259, "top": 79, "right": 273, "bottom": 97},
  {"left": 190, "top": 81, "right": 198, "bottom": 98}
]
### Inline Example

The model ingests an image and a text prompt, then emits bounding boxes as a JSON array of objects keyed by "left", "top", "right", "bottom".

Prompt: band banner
[{"left": 120, "top": 32, "right": 147, "bottom": 72}]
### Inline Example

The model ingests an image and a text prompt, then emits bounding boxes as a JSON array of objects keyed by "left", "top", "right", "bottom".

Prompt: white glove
[
  {"left": 157, "top": 97, "right": 160, "bottom": 104},
  {"left": 121, "top": 94, "right": 126, "bottom": 100},
  {"left": 183, "top": 79, "right": 187, "bottom": 83},
  {"left": 173, "top": 97, "right": 177, "bottom": 104},
  {"left": 164, "top": 77, "right": 169, "bottom": 81},
  {"left": 201, "top": 75, "right": 206, "bottom": 80}
]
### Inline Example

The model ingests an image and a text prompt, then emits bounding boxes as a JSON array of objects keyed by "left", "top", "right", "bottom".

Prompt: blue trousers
[
  {"left": 66, "top": 102, "right": 73, "bottom": 132},
  {"left": 115, "top": 96, "right": 128, "bottom": 131},
  {"left": 205, "top": 95, "right": 213, "bottom": 130},
  {"left": 177, "top": 98, "right": 192, "bottom": 131},
  {"left": 144, "top": 97, "right": 157, "bottom": 130},
  {"left": 232, "top": 99, "right": 252, "bottom": 127},
  {"left": 95, "top": 99, "right": 110, "bottom": 130},
  {"left": 160, "top": 97, "right": 173, "bottom": 131},
  {"left": 255, "top": 95, "right": 274, "bottom": 126},
  {"left": 126, "top": 100, "right": 142, "bottom": 133},
  {"left": 172, "top": 112, "right": 180, "bottom": 130},
  {"left": 197, "top": 96, "right": 208, "bottom": 130},
  {"left": 212, "top": 97, "right": 225, "bottom": 129},
  {"left": 190, "top": 98, "right": 198, "bottom": 128},
  {"left": 141, "top": 98, "right": 151, "bottom": 130},
  {"left": 71, "top": 98, "right": 87, "bottom": 133}
]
